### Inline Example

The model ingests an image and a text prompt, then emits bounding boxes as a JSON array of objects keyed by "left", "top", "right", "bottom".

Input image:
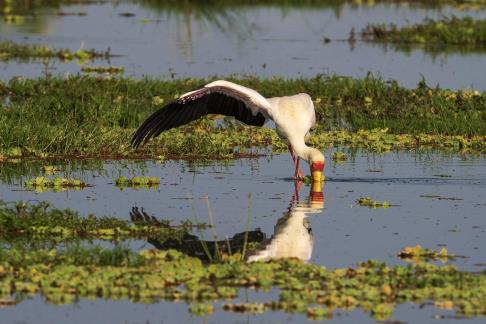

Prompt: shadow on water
[{"left": 132, "top": 180, "right": 325, "bottom": 263}]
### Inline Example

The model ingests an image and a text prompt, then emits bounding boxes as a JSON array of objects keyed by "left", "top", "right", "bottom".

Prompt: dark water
[{"left": 1, "top": 1, "right": 486, "bottom": 89}]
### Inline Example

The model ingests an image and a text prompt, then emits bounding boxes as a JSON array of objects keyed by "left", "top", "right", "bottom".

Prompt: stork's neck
[{"left": 291, "top": 139, "right": 324, "bottom": 164}]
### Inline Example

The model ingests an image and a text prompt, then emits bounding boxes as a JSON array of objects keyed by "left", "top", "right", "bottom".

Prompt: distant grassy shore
[
  {"left": 0, "top": 76, "right": 485, "bottom": 160},
  {"left": 1, "top": 0, "right": 485, "bottom": 15},
  {"left": 361, "top": 16, "right": 486, "bottom": 50}
]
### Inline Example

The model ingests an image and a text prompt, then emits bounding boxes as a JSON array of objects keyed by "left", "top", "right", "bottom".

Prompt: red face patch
[{"left": 311, "top": 162, "right": 325, "bottom": 171}]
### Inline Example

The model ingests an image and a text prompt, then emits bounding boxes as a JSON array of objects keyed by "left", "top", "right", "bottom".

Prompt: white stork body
[{"left": 132, "top": 80, "right": 325, "bottom": 179}]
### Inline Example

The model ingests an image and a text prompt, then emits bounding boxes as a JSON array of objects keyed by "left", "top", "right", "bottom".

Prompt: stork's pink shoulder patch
[{"left": 311, "top": 162, "right": 325, "bottom": 171}]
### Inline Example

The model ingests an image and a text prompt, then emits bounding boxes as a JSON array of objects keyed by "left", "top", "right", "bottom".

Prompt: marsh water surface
[
  {"left": 2, "top": 1, "right": 486, "bottom": 89},
  {"left": 1, "top": 150, "right": 485, "bottom": 270},
  {"left": 1, "top": 150, "right": 485, "bottom": 322}
]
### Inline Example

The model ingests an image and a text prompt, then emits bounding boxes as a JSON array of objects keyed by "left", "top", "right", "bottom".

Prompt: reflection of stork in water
[
  {"left": 132, "top": 180, "right": 324, "bottom": 263},
  {"left": 130, "top": 207, "right": 265, "bottom": 263},
  {"left": 245, "top": 181, "right": 324, "bottom": 263}
]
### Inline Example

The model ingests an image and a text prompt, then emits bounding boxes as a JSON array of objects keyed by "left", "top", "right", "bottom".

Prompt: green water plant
[
  {"left": 0, "top": 41, "right": 113, "bottom": 61},
  {"left": 360, "top": 16, "right": 486, "bottom": 50},
  {"left": 115, "top": 176, "right": 160, "bottom": 189},
  {"left": 357, "top": 197, "right": 390, "bottom": 208},
  {"left": 25, "top": 176, "right": 87, "bottom": 192},
  {"left": 0, "top": 247, "right": 484, "bottom": 319},
  {"left": 81, "top": 66, "right": 125, "bottom": 74},
  {"left": 398, "top": 245, "right": 453, "bottom": 263},
  {"left": 0, "top": 76, "right": 485, "bottom": 160}
]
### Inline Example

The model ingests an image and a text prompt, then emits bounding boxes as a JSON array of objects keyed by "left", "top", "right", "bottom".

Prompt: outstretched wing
[{"left": 131, "top": 80, "right": 273, "bottom": 149}]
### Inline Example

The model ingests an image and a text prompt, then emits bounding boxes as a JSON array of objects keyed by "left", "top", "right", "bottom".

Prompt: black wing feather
[{"left": 131, "top": 91, "right": 266, "bottom": 148}]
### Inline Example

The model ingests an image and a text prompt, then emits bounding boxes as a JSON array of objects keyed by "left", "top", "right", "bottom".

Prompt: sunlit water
[
  {"left": 1, "top": 150, "right": 486, "bottom": 323},
  {"left": 1, "top": 1, "right": 486, "bottom": 89},
  {"left": 1, "top": 150, "right": 485, "bottom": 271}
]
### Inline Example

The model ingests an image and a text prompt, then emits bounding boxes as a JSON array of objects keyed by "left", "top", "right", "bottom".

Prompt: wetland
[{"left": 1, "top": 0, "right": 486, "bottom": 323}]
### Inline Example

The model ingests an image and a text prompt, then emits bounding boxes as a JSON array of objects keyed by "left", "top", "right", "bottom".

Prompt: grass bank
[
  {"left": 0, "top": 76, "right": 485, "bottom": 160},
  {"left": 2, "top": 0, "right": 485, "bottom": 15},
  {"left": 360, "top": 16, "right": 486, "bottom": 51}
]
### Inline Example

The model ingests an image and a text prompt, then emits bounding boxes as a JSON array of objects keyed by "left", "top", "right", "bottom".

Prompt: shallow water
[
  {"left": 2, "top": 1, "right": 486, "bottom": 89},
  {"left": 1, "top": 150, "right": 485, "bottom": 271},
  {"left": 1, "top": 150, "right": 486, "bottom": 322},
  {"left": 2, "top": 294, "right": 486, "bottom": 324}
]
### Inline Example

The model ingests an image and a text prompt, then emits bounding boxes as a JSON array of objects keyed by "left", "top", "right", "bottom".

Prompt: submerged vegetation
[
  {"left": 0, "top": 41, "right": 112, "bottom": 61},
  {"left": 361, "top": 17, "right": 486, "bottom": 51},
  {"left": 0, "top": 76, "right": 485, "bottom": 160}
]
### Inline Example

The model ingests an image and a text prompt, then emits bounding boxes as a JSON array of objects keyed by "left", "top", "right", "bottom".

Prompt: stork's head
[{"left": 309, "top": 149, "right": 325, "bottom": 183}]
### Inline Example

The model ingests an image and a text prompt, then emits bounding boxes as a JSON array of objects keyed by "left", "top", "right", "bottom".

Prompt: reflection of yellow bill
[{"left": 311, "top": 171, "right": 323, "bottom": 185}]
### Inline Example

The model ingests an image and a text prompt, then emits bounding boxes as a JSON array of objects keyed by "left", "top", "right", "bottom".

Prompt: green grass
[
  {"left": 360, "top": 16, "right": 486, "bottom": 51},
  {"left": 0, "top": 40, "right": 112, "bottom": 61},
  {"left": 0, "top": 76, "right": 485, "bottom": 160}
]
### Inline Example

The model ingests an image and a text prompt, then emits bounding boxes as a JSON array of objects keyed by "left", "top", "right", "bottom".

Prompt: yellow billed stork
[{"left": 131, "top": 80, "right": 325, "bottom": 180}]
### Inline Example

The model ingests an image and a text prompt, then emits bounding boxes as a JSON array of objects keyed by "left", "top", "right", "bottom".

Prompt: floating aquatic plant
[
  {"left": 81, "top": 66, "right": 125, "bottom": 74},
  {"left": 398, "top": 245, "right": 454, "bottom": 263},
  {"left": 0, "top": 41, "right": 113, "bottom": 62},
  {"left": 357, "top": 197, "right": 390, "bottom": 208},
  {"left": 0, "top": 247, "right": 484, "bottom": 319},
  {"left": 25, "top": 176, "right": 87, "bottom": 192},
  {"left": 115, "top": 176, "right": 160, "bottom": 189}
]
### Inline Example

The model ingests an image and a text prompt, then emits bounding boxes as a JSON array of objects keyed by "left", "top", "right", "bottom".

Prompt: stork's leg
[
  {"left": 288, "top": 145, "right": 303, "bottom": 180},
  {"left": 295, "top": 157, "right": 303, "bottom": 180},
  {"left": 288, "top": 175, "right": 303, "bottom": 211}
]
